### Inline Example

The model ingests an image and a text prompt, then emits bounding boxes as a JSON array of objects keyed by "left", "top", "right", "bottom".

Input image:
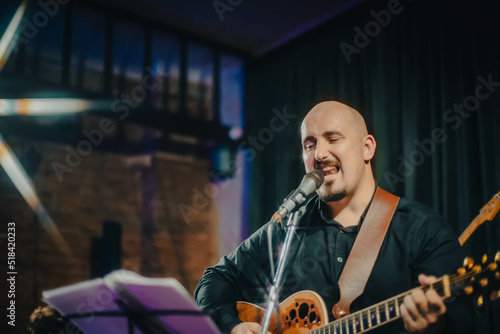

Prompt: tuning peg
[
  {"left": 495, "top": 251, "right": 500, "bottom": 263},
  {"left": 480, "top": 278, "right": 489, "bottom": 287},
  {"left": 464, "top": 286, "right": 474, "bottom": 295},
  {"left": 482, "top": 254, "right": 488, "bottom": 264},
  {"left": 457, "top": 267, "right": 467, "bottom": 275},
  {"left": 489, "top": 263, "right": 498, "bottom": 271},
  {"left": 477, "top": 295, "right": 484, "bottom": 307},
  {"left": 473, "top": 265, "right": 482, "bottom": 274},
  {"left": 491, "top": 291, "right": 500, "bottom": 301},
  {"left": 463, "top": 257, "right": 474, "bottom": 269}
]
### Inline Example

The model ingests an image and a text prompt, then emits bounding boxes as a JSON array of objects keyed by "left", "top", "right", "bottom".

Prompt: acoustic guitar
[{"left": 238, "top": 253, "right": 500, "bottom": 334}]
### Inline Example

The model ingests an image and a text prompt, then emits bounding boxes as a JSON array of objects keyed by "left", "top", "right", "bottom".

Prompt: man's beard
[{"left": 318, "top": 181, "right": 347, "bottom": 202}]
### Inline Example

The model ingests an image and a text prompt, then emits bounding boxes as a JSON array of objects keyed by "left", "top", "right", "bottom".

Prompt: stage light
[
  {"left": 0, "top": 133, "right": 73, "bottom": 257},
  {"left": 229, "top": 126, "right": 243, "bottom": 140},
  {"left": 0, "top": 98, "right": 109, "bottom": 116},
  {"left": 0, "top": 1, "right": 27, "bottom": 71}
]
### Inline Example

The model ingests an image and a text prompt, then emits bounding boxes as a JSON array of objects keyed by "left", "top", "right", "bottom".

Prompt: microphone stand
[{"left": 260, "top": 211, "right": 301, "bottom": 334}]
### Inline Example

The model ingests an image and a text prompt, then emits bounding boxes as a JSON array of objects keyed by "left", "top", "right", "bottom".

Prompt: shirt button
[{"left": 337, "top": 257, "right": 343, "bottom": 262}]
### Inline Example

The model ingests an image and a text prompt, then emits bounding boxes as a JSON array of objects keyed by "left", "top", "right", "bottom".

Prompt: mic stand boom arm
[{"left": 260, "top": 211, "right": 301, "bottom": 334}]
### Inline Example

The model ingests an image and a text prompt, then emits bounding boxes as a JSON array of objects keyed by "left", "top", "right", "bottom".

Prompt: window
[
  {"left": 220, "top": 54, "right": 244, "bottom": 139},
  {"left": 24, "top": 3, "right": 65, "bottom": 83},
  {"left": 187, "top": 43, "right": 213, "bottom": 120},
  {"left": 70, "top": 7, "right": 106, "bottom": 93},
  {"left": 150, "top": 32, "right": 180, "bottom": 112},
  {"left": 112, "top": 19, "right": 144, "bottom": 98}
]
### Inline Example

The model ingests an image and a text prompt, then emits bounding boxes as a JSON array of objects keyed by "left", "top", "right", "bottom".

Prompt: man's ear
[{"left": 363, "top": 135, "right": 376, "bottom": 161}]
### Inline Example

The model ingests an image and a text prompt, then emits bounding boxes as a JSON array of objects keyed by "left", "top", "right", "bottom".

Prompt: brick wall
[{"left": 0, "top": 139, "right": 219, "bottom": 333}]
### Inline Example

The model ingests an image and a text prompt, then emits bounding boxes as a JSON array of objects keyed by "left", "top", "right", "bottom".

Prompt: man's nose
[{"left": 314, "top": 140, "right": 329, "bottom": 161}]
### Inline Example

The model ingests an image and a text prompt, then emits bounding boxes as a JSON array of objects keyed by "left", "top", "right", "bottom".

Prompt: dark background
[
  {"left": 247, "top": 1, "right": 500, "bottom": 332},
  {"left": 0, "top": 0, "right": 499, "bottom": 333}
]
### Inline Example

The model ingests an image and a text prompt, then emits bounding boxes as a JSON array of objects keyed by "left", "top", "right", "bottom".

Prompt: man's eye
[{"left": 304, "top": 143, "right": 315, "bottom": 150}]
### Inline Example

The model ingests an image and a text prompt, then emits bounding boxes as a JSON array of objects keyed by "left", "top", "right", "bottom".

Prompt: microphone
[{"left": 270, "top": 169, "right": 324, "bottom": 224}]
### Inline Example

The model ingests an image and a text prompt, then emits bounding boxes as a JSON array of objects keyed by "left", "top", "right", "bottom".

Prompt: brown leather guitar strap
[{"left": 332, "top": 187, "right": 399, "bottom": 319}]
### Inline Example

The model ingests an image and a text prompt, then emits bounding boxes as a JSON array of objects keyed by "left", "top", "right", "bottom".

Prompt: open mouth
[
  {"left": 316, "top": 162, "right": 340, "bottom": 176},
  {"left": 321, "top": 165, "right": 339, "bottom": 176}
]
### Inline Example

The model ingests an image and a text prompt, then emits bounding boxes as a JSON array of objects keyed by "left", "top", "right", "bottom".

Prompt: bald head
[
  {"left": 302, "top": 101, "right": 368, "bottom": 139},
  {"left": 300, "top": 101, "right": 376, "bottom": 204}
]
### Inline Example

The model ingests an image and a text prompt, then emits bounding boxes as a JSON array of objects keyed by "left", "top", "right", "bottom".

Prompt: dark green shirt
[{"left": 195, "top": 191, "right": 475, "bottom": 334}]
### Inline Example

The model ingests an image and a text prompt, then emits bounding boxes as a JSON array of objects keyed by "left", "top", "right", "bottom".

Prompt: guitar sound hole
[
  {"left": 299, "top": 303, "right": 309, "bottom": 319},
  {"left": 289, "top": 309, "right": 296, "bottom": 320},
  {"left": 309, "top": 311, "right": 317, "bottom": 323}
]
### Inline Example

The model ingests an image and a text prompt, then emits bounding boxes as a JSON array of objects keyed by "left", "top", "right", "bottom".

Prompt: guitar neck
[
  {"left": 459, "top": 216, "right": 482, "bottom": 246},
  {"left": 308, "top": 275, "right": 454, "bottom": 334},
  {"left": 458, "top": 191, "right": 500, "bottom": 246}
]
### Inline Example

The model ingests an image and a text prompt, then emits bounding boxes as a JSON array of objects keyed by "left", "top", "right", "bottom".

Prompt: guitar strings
[
  {"left": 311, "top": 264, "right": 497, "bottom": 334},
  {"left": 308, "top": 263, "right": 497, "bottom": 333}
]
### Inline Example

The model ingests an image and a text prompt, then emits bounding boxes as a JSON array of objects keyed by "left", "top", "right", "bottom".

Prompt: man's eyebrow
[
  {"left": 302, "top": 130, "right": 344, "bottom": 143},
  {"left": 302, "top": 135, "right": 316, "bottom": 143},
  {"left": 323, "top": 131, "right": 343, "bottom": 137},
  {"left": 302, "top": 131, "right": 344, "bottom": 143}
]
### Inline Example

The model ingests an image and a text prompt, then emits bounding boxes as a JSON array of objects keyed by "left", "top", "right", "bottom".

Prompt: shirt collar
[{"left": 317, "top": 184, "right": 378, "bottom": 233}]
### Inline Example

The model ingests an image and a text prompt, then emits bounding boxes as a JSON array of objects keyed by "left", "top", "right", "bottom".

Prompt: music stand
[{"left": 42, "top": 270, "right": 221, "bottom": 334}]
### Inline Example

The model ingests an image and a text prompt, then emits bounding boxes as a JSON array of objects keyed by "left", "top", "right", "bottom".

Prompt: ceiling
[{"left": 94, "top": 0, "right": 367, "bottom": 56}]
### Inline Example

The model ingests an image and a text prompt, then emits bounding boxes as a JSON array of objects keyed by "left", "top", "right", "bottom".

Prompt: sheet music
[{"left": 43, "top": 270, "right": 221, "bottom": 334}]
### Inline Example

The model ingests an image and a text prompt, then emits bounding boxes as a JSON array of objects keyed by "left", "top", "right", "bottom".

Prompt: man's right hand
[{"left": 230, "top": 322, "right": 273, "bottom": 334}]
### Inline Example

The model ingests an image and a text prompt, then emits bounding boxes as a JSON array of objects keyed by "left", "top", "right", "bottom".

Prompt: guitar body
[{"left": 237, "top": 290, "right": 329, "bottom": 334}]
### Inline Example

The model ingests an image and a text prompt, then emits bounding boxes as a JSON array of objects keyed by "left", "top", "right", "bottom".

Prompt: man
[
  {"left": 29, "top": 304, "right": 84, "bottom": 334},
  {"left": 195, "top": 101, "right": 475, "bottom": 334}
]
